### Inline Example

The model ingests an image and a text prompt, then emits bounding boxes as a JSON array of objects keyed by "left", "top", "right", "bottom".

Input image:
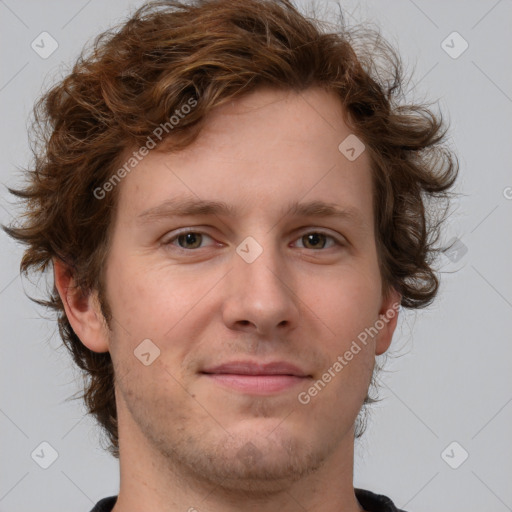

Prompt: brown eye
[
  {"left": 176, "top": 232, "right": 203, "bottom": 249},
  {"left": 162, "top": 231, "right": 215, "bottom": 251},
  {"left": 301, "top": 233, "right": 327, "bottom": 249},
  {"left": 297, "top": 232, "right": 340, "bottom": 250}
]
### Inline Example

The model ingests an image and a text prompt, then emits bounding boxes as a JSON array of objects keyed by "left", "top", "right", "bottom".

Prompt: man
[{"left": 4, "top": 0, "right": 458, "bottom": 510}]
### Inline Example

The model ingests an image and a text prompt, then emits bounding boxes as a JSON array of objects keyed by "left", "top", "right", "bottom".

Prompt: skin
[{"left": 54, "top": 87, "right": 401, "bottom": 512}]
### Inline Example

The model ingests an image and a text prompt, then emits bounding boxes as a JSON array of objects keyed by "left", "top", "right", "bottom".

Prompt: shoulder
[
  {"left": 88, "top": 496, "right": 117, "bottom": 512},
  {"left": 355, "top": 488, "right": 408, "bottom": 512}
]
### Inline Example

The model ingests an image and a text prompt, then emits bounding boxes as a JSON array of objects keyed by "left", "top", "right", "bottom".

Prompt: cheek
[
  {"left": 104, "top": 254, "right": 203, "bottom": 337},
  {"left": 296, "top": 344, "right": 375, "bottom": 435},
  {"left": 300, "top": 269, "right": 381, "bottom": 404},
  {"left": 114, "top": 352, "right": 202, "bottom": 435},
  {"left": 104, "top": 255, "right": 226, "bottom": 377},
  {"left": 304, "top": 269, "right": 382, "bottom": 344}
]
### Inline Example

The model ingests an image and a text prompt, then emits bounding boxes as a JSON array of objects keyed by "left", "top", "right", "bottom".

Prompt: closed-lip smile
[{"left": 201, "top": 360, "right": 312, "bottom": 394}]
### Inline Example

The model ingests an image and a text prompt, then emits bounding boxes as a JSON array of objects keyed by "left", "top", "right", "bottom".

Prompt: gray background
[{"left": 1, "top": 1, "right": 511, "bottom": 510}]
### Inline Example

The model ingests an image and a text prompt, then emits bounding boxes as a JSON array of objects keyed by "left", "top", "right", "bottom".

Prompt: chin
[{"left": 161, "top": 425, "right": 330, "bottom": 494}]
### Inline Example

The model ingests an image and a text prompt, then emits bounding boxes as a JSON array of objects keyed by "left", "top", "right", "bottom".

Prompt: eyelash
[{"left": 162, "top": 229, "right": 344, "bottom": 252}]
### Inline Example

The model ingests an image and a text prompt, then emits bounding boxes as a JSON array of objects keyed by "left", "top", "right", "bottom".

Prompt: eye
[
  {"left": 163, "top": 230, "right": 216, "bottom": 250},
  {"left": 293, "top": 231, "right": 342, "bottom": 250},
  {"left": 162, "top": 229, "right": 344, "bottom": 252}
]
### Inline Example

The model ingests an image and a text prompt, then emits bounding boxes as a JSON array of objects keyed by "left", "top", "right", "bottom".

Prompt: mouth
[{"left": 200, "top": 360, "right": 312, "bottom": 395}]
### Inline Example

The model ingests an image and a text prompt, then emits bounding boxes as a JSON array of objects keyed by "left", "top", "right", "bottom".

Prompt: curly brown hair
[{"left": 3, "top": 0, "right": 458, "bottom": 457}]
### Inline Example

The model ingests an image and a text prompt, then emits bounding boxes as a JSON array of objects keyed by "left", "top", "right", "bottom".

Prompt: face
[{"left": 79, "top": 87, "right": 399, "bottom": 491}]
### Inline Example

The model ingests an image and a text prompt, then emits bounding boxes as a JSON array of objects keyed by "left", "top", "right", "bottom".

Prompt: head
[{"left": 4, "top": 0, "right": 457, "bottom": 473}]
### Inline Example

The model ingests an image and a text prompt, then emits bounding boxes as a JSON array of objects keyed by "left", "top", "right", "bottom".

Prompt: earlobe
[
  {"left": 375, "top": 287, "right": 402, "bottom": 356},
  {"left": 53, "top": 258, "right": 110, "bottom": 353}
]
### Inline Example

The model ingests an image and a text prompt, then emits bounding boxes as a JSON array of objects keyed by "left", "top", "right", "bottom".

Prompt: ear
[
  {"left": 375, "top": 287, "right": 402, "bottom": 356},
  {"left": 53, "top": 258, "right": 110, "bottom": 353}
]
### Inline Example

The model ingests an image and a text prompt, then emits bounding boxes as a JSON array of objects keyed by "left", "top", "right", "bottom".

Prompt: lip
[
  {"left": 202, "top": 360, "right": 309, "bottom": 377},
  {"left": 201, "top": 361, "right": 311, "bottom": 395}
]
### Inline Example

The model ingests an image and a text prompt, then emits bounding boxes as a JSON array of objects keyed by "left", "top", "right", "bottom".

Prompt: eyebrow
[{"left": 136, "top": 197, "right": 364, "bottom": 226}]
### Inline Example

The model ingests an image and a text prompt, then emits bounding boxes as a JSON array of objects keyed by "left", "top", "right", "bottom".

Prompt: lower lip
[{"left": 203, "top": 374, "right": 307, "bottom": 394}]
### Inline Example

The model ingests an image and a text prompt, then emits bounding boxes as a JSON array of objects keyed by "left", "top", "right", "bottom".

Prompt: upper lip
[{"left": 202, "top": 361, "right": 310, "bottom": 377}]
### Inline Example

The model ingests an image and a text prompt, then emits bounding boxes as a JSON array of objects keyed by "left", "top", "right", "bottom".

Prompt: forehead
[{"left": 114, "top": 87, "right": 374, "bottom": 226}]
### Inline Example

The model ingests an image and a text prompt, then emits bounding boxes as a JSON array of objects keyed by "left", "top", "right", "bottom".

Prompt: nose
[{"left": 221, "top": 238, "right": 300, "bottom": 337}]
